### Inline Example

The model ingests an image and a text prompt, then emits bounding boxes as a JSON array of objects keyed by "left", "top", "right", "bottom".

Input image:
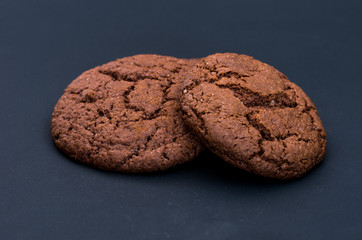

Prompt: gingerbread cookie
[
  {"left": 52, "top": 55, "right": 203, "bottom": 172},
  {"left": 180, "top": 53, "right": 326, "bottom": 179}
]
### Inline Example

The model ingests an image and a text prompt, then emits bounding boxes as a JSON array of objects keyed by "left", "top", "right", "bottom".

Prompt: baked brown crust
[
  {"left": 180, "top": 53, "right": 326, "bottom": 179},
  {"left": 51, "top": 55, "right": 203, "bottom": 172}
]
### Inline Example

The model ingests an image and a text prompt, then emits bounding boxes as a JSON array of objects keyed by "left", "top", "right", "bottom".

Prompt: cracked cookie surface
[
  {"left": 51, "top": 55, "right": 203, "bottom": 172},
  {"left": 180, "top": 53, "right": 326, "bottom": 179}
]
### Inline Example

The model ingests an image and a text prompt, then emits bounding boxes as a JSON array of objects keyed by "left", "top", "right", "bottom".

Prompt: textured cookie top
[
  {"left": 52, "top": 55, "right": 203, "bottom": 172},
  {"left": 180, "top": 53, "right": 326, "bottom": 179}
]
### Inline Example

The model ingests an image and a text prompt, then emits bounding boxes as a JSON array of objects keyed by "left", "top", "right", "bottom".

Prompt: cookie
[
  {"left": 180, "top": 53, "right": 326, "bottom": 179},
  {"left": 51, "top": 55, "right": 203, "bottom": 173}
]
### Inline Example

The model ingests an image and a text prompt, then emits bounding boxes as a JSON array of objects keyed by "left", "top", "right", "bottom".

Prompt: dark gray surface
[{"left": 1, "top": 0, "right": 361, "bottom": 239}]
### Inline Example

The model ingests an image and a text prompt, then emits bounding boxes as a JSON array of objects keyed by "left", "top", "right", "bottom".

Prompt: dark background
[{"left": 1, "top": 0, "right": 361, "bottom": 239}]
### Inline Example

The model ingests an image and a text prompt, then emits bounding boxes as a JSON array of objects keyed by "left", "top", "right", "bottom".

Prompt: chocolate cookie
[
  {"left": 180, "top": 53, "right": 326, "bottom": 179},
  {"left": 51, "top": 55, "right": 203, "bottom": 173}
]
